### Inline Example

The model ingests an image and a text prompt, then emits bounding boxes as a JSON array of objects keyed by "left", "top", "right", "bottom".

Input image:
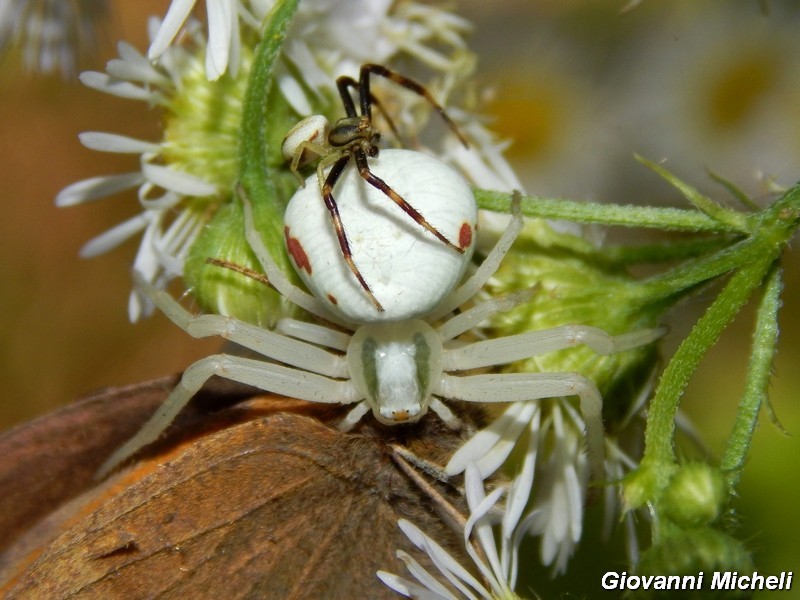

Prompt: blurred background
[{"left": 1, "top": 1, "right": 798, "bottom": 597}]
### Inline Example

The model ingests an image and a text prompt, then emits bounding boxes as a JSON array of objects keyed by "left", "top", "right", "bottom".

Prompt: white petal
[
  {"left": 376, "top": 570, "right": 452, "bottom": 600},
  {"left": 106, "top": 58, "right": 165, "bottom": 88},
  {"left": 463, "top": 469, "right": 505, "bottom": 590},
  {"left": 141, "top": 162, "right": 217, "bottom": 196},
  {"left": 564, "top": 464, "right": 584, "bottom": 543},
  {"left": 205, "top": 0, "right": 234, "bottom": 80},
  {"left": 127, "top": 218, "right": 166, "bottom": 321},
  {"left": 149, "top": 0, "right": 197, "bottom": 60},
  {"left": 445, "top": 402, "right": 535, "bottom": 477},
  {"left": 79, "top": 213, "right": 151, "bottom": 258},
  {"left": 503, "top": 407, "right": 540, "bottom": 540},
  {"left": 79, "top": 132, "right": 161, "bottom": 154},
  {"left": 394, "top": 551, "right": 458, "bottom": 599},
  {"left": 277, "top": 72, "right": 313, "bottom": 116},
  {"left": 137, "top": 183, "right": 184, "bottom": 210},
  {"left": 79, "top": 71, "right": 157, "bottom": 102},
  {"left": 397, "top": 520, "right": 488, "bottom": 600},
  {"left": 56, "top": 173, "right": 144, "bottom": 206}
]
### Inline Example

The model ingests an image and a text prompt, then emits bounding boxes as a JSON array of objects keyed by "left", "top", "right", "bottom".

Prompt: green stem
[
  {"left": 635, "top": 155, "right": 750, "bottom": 232},
  {"left": 596, "top": 236, "right": 732, "bottom": 267},
  {"left": 720, "top": 265, "right": 783, "bottom": 489},
  {"left": 237, "top": 0, "right": 299, "bottom": 269},
  {"left": 633, "top": 237, "right": 758, "bottom": 303},
  {"left": 474, "top": 188, "right": 742, "bottom": 233},
  {"left": 643, "top": 255, "right": 775, "bottom": 466}
]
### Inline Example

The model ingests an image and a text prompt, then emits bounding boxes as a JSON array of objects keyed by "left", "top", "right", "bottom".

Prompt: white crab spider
[{"left": 98, "top": 186, "right": 661, "bottom": 478}]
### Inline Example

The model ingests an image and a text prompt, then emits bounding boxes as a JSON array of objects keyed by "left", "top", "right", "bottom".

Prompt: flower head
[
  {"left": 56, "top": 18, "right": 238, "bottom": 321},
  {"left": 378, "top": 464, "right": 527, "bottom": 600},
  {"left": 58, "top": 0, "right": 519, "bottom": 323}
]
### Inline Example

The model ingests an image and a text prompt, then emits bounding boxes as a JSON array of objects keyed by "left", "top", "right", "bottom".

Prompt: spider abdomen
[{"left": 284, "top": 149, "right": 477, "bottom": 322}]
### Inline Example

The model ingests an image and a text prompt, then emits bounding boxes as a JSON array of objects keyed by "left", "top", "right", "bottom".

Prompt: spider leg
[
  {"left": 338, "top": 75, "right": 403, "bottom": 143},
  {"left": 337, "top": 400, "right": 372, "bottom": 431},
  {"left": 442, "top": 324, "right": 664, "bottom": 372},
  {"left": 290, "top": 140, "right": 331, "bottom": 185},
  {"left": 335, "top": 74, "right": 359, "bottom": 118},
  {"left": 238, "top": 184, "right": 350, "bottom": 326},
  {"left": 322, "top": 153, "right": 385, "bottom": 312},
  {"left": 353, "top": 149, "right": 464, "bottom": 254},
  {"left": 362, "top": 63, "right": 469, "bottom": 147},
  {"left": 428, "top": 397, "right": 462, "bottom": 429},
  {"left": 438, "top": 372, "right": 606, "bottom": 482},
  {"left": 97, "top": 354, "right": 363, "bottom": 478},
  {"left": 275, "top": 318, "right": 351, "bottom": 351},
  {"left": 437, "top": 288, "right": 535, "bottom": 341},
  {"left": 135, "top": 270, "right": 348, "bottom": 375},
  {"left": 429, "top": 192, "right": 524, "bottom": 321}
]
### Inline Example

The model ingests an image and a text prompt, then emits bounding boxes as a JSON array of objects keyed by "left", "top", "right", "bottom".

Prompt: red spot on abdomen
[
  {"left": 285, "top": 226, "right": 312, "bottom": 274},
  {"left": 458, "top": 222, "right": 473, "bottom": 249}
]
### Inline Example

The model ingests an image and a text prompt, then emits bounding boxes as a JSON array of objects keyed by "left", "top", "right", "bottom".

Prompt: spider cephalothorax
[{"left": 280, "top": 63, "right": 469, "bottom": 312}]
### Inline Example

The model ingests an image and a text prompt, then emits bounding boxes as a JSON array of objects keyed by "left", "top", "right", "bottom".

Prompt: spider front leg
[
  {"left": 288, "top": 139, "right": 330, "bottom": 186},
  {"left": 352, "top": 149, "right": 464, "bottom": 254},
  {"left": 133, "top": 272, "right": 349, "bottom": 379},
  {"left": 442, "top": 324, "right": 664, "bottom": 372},
  {"left": 281, "top": 114, "right": 332, "bottom": 186},
  {"left": 239, "top": 184, "right": 348, "bottom": 325},
  {"left": 320, "top": 153, "right": 385, "bottom": 312},
  {"left": 359, "top": 63, "right": 469, "bottom": 147},
  {"left": 438, "top": 371, "right": 607, "bottom": 482},
  {"left": 337, "top": 75, "right": 403, "bottom": 143}
]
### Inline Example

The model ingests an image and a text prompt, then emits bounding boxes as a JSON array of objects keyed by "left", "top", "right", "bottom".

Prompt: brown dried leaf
[{"left": 0, "top": 383, "right": 475, "bottom": 599}]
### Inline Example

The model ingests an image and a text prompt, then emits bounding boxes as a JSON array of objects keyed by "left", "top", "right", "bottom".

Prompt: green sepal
[{"left": 184, "top": 201, "right": 284, "bottom": 327}]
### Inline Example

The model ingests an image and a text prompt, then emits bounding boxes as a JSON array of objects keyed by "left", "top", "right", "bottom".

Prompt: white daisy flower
[
  {"left": 0, "top": 0, "right": 107, "bottom": 77},
  {"left": 59, "top": 1, "right": 521, "bottom": 321},
  {"left": 378, "top": 464, "right": 527, "bottom": 600},
  {"left": 56, "top": 18, "right": 223, "bottom": 321},
  {"left": 446, "top": 401, "right": 590, "bottom": 575},
  {"left": 148, "top": 0, "right": 242, "bottom": 81}
]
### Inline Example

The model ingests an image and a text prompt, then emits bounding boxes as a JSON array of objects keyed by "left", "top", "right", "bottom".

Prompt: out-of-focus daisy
[
  {"left": 0, "top": 0, "right": 107, "bottom": 78},
  {"left": 378, "top": 464, "right": 528, "bottom": 600},
  {"left": 612, "top": 2, "right": 800, "bottom": 197}
]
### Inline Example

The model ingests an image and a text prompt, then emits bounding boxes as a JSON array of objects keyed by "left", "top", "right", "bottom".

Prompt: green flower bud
[
  {"left": 623, "top": 459, "right": 679, "bottom": 511},
  {"left": 662, "top": 463, "right": 728, "bottom": 528},
  {"left": 636, "top": 528, "right": 753, "bottom": 597},
  {"left": 184, "top": 201, "right": 286, "bottom": 327}
]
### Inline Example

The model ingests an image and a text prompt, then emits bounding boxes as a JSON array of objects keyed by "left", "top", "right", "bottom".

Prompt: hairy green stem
[
  {"left": 720, "top": 265, "right": 783, "bottom": 489},
  {"left": 474, "top": 188, "right": 741, "bottom": 233},
  {"left": 237, "top": 0, "right": 299, "bottom": 270},
  {"left": 643, "top": 256, "right": 775, "bottom": 466}
]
